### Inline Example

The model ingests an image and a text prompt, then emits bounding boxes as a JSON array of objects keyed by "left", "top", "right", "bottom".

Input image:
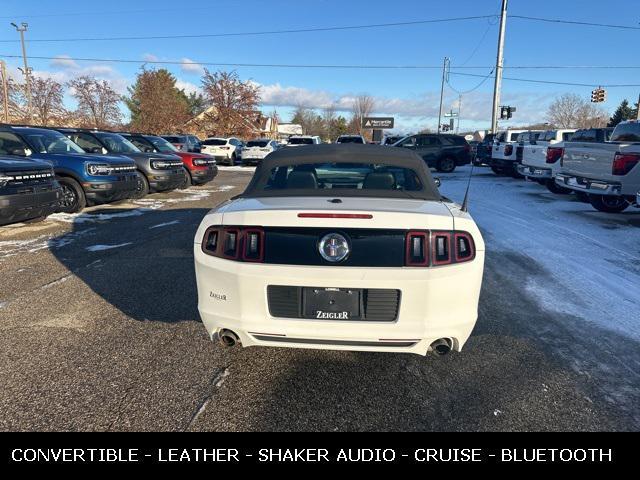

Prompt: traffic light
[
  {"left": 499, "top": 106, "right": 516, "bottom": 120},
  {"left": 441, "top": 124, "right": 450, "bottom": 132},
  {"left": 591, "top": 87, "right": 606, "bottom": 103}
]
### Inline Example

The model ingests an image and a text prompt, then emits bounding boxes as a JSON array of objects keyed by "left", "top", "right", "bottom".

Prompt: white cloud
[
  {"left": 142, "top": 53, "right": 159, "bottom": 62},
  {"left": 50, "top": 55, "right": 79, "bottom": 70},
  {"left": 175, "top": 79, "right": 202, "bottom": 96},
  {"left": 180, "top": 58, "right": 205, "bottom": 75}
]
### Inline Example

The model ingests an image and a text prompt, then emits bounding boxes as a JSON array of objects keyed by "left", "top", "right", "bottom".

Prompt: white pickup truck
[
  {"left": 555, "top": 120, "right": 640, "bottom": 212},
  {"left": 518, "top": 129, "right": 577, "bottom": 193},
  {"left": 490, "top": 129, "right": 542, "bottom": 176}
]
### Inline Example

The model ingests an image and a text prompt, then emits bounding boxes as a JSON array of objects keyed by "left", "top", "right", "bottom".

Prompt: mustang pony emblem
[{"left": 318, "top": 233, "right": 350, "bottom": 262}]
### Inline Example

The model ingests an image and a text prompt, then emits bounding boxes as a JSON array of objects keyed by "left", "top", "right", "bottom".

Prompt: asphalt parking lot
[{"left": 0, "top": 166, "right": 638, "bottom": 431}]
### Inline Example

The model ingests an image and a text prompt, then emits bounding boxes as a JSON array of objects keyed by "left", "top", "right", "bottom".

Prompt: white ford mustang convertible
[{"left": 194, "top": 144, "right": 484, "bottom": 356}]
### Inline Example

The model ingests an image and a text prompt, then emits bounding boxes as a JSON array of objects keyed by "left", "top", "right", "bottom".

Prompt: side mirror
[{"left": 434, "top": 177, "right": 441, "bottom": 188}]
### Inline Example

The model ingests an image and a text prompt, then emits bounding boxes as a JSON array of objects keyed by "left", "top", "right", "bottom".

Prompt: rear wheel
[
  {"left": 132, "top": 171, "right": 149, "bottom": 199},
  {"left": 545, "top": 179, "right": 572, "bottom": 194},
  {"left": 56, "top": 177, "right": 86, "bottom": 213},
  {"left": 436, "top": 157, "right": 456, "bottom": 173},
  {"left": 588, "top": 195, "right": 630, "bottom": 213}
]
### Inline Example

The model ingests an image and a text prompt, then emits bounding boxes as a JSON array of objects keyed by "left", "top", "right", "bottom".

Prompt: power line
[
  {"left": 511, "top": 15, "right": 640, "bottom": 31},
  {"left": 3, "top": 54, "right": 640, "bottom": 72},
  {"left": 0, "top": 15, "right": 496, "bottom": 43},
  {"left": 451, "top": 71, "right": 640, "bottom": 88},
  {"left": 447, "top": 69, "right": 495, "bottom": 94}
]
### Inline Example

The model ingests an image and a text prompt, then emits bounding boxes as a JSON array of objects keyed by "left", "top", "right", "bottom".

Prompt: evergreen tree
[{"left": 608, "top": 99, "right": 636, "bottom": 127}]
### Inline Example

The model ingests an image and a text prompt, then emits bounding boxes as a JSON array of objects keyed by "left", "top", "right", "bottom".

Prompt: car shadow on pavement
[{"left": 48, "top": 207, "right": 210, "bottom": 324}]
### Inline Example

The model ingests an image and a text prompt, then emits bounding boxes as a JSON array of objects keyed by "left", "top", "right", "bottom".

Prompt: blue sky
[{"left": 1, "top": 0, "right": 638, "bottom": 132}]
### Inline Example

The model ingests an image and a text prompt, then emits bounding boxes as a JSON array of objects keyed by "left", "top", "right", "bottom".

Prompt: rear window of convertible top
[{"left": 253, "top": 162, "right": 425, "bottom": 195}]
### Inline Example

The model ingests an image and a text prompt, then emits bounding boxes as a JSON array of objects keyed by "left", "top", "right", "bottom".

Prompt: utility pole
[
  {"left": 636, "top": 93, "right": 640, "bottom": 121},
  {"left": 437, "top": 57, "right": 449, "bottom": 135},
  {"left": 11, "top": 22, "right": 32, "bottom": 122},
  {"left": 490, "top": 0, "right": 508, "bottom": 134},
  {"left": 0, "top": 60, "right": 9, "bottom": 123},
  {"left": 456, "top": 94, "right": 462, "bottom": 134}
]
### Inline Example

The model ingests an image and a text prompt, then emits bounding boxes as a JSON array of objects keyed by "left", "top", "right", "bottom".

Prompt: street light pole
[
  {"left": 437, "top": 57, "right": 449, "bottom": 135},
  {"left": 490, "top": 0, "right": 508, "bottom": 134},
  {"left": 11, "top": 22, "right": 32, "bottom": 122}
]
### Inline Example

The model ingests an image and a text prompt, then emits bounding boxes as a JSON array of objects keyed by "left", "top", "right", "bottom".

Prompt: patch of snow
[
  {"left": 217, "top": 166, "right": 255, "bottom": 172},
  {"left": 85, "top": 243, "right": 132, "bottom": 252},
  {"left": 493, "top": 409, "right": 502, "bottom": 416},
  {"left": 149, "top": 220, "right": 181, "bottom": 229}
]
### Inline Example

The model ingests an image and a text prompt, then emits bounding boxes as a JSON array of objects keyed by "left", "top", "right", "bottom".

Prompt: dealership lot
[{"left": 0, "top": 166, "right": 638, "bottom": 431}]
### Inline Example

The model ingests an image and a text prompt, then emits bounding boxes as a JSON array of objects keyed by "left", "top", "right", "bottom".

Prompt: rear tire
[
  {"left": 56, "top": 177, "right": 86, "bottom": 214},
  {"left": 133, "top": 171, "right": 149, "bottom": 199},
  {"left": 588, "top": 195, "right": 630, "bottom": 213},
  {"left": 436, "top": 157, "right": 456, "bottom": 173},
  {"left": 545, "top": 179, "right": 572, "bottom": 194}
]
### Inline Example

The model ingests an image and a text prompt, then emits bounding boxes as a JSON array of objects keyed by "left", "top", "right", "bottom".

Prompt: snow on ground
[
  {"left": 85, "top": 243, "right": 132, "bottom": 252},
  {"left": 0, "top": 227, "right": 97, "bottom": 261},
  {"left": 217, "top": 166, "right": 256, "bottom": 173},
  {"left": 439, "top": 167, "right": 640, "bottom": 341},
  {"left": 149, "top": 220, "right": 181, "bottom": 229}
]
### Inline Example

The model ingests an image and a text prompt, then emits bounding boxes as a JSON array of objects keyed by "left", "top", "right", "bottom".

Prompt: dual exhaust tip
[{"left": 218, "top": 329, "right": 452, "bottom": 356}]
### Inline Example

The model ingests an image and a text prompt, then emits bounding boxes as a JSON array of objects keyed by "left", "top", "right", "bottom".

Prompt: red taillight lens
[
  {"left": 504, "top": 145, "right": 513, "bottom": 156},
  {"left": 612, "top": 153, "right": 640, "bottom": 175},
  {"left": 405, "top": 231, "right": 429, "bottom": 266},
  {"left": 454, "top": 232, "right": 476, "bottom": 262},
  {"left": 242, "top": 228, "right": 265, "bottom": 262},
  {"left": 432, "top": 231, "right": 452, "bottom": 265},
  {"left": 546, "top": 147, "right": 564, "bottom": 164}
]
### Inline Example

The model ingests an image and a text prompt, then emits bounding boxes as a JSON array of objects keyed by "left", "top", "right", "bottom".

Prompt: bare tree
[
  {"left": 31, "top": 76, "right": 66, "bottom": 126},
  {"left": 350, "top": 94, "right": 375, "bottom": 137},
  {"left": 546, "top": 93, "right": 608, "bottom": 129},
  {"left": 68, "top": 76, "right": 122, "bottom": 129},
  {"left": 199, "top": 70, "right": 260, "bottom": 138},
  {"left": 0, "top": 73, "right": 27, "bottom": 122}
]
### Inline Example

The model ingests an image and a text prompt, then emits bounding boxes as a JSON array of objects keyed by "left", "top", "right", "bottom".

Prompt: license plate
[{"left": 303, "top": 287, "right": 361, "bottom": 320}]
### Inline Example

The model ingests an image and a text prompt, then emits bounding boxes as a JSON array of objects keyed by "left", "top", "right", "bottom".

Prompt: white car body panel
[
  {"left": 201, "top": 137, "right": 239, "bottom": 160},
  {"left": 194, "top": 196, "right": 485, "bottom": 356},
  {"left": 519, "top": 130, "right": 576, "bottom": 179}
]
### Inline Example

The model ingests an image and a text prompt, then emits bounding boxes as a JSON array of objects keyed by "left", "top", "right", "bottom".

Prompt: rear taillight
[
  {"left": 612, "top": 153, "right": 640, "bottom": 175},
  {"left": 546, "top": 147, "right": 564, "bottom": 164},
  {"left": 202, "top": 226, "right": 264, "bottom": 263},
  {"left": 404, "top": 230, "right": 475, "bottom": 267},
  {"left": 504, "top": 145, "right": 513, "bottom": 156},
  {"left": 405, "top": 231, "right": 429, "bottom": 266}
]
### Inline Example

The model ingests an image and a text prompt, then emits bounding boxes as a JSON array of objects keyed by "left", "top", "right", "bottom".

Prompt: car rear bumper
[
  {"left": 0, "top": 186, "right": 62, "bottom": 225},
  {"left": 147, "top": 169, "right": 186, "bottom": 192},
  {"left": 517, "top": 164, "right": 552, "bottom": 179},
  {"left": 555, "top": 174, "right": 622, "bottom": 196},
  {"left": 83, "top": 175, "right": 139, "bottom": 203},
  {"left": 194, "top": 251, "right": 484, "bottom": 356},
  {"left": 190, "top": 166, "right": 218, "bottom": 185},
  {"left": 490, "top": 157, "right": 516, "bottom": 169}
]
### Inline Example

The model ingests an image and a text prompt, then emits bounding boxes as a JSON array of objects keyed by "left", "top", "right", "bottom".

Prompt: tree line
[{"left": 1, "top": 68, "right": 637, "bottom": 136}]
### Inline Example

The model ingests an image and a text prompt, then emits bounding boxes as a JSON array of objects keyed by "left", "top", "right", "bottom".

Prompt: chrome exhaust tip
[
  {"left": 429, "top": 338, "right": 452, "bottom": 356},
  {"left": 218, "top": 329, "right": 240, "bottom": 347}
]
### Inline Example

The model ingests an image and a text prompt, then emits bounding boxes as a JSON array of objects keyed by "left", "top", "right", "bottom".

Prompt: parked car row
[
  {"left": 486, "top": 122, "right": 639, "bottom": 213},
  {"left": 0, "top": 124, "right": 219, "bottom": 226}
]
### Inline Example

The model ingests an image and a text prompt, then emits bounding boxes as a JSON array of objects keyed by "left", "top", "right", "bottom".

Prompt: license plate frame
[{"left": 302, "top": 287, "right": 361, "bottom": 320}]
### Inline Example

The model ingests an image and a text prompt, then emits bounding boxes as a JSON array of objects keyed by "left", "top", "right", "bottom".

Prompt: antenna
[{"left": 460, "top": 162, "right": 475, "bottom": 212}]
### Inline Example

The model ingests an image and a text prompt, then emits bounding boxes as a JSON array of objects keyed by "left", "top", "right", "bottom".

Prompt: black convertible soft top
[{"left": 241, "top": 144, "right": 441, "bottom": 201}]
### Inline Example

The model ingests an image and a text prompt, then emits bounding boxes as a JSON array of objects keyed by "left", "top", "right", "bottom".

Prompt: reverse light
[
  {"left": 546, "top": 147, "right": 564, "bottom": 164},
  {"left": 612, "top": 153, "right": 640, "bottom": 175}
]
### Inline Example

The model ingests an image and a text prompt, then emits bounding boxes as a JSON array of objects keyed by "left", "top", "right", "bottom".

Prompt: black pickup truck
[
  {"left": 392, "top": 133, "right": 471, "bottom": 172},
  {"left": 0, "top": 156, "right": 61, "bottom": 226}
]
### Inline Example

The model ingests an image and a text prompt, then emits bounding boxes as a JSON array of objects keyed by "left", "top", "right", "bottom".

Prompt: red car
[{"left": 120, "top": 133, "right": 218, "bottom": 186}]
